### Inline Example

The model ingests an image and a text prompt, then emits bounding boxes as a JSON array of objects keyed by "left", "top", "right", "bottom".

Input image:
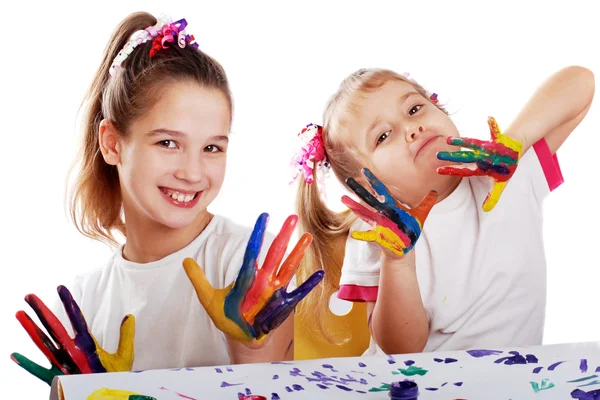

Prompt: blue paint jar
[{"left": 389, "top": 380, "right": 419, "bottom": 400}]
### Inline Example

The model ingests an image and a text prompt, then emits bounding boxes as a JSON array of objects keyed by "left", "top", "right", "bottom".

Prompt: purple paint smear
[
  {"left": 454, "top": 382, "right": 463, "bottom": 386},
  {"left": 404, "top": 360, "right": 415, "bottom": 366},
  {"left": 533, "top": 367, "right": 544, "bottom": 374},
  {"left": 434, "top": 358, "right": 443, "bottom": 363},
  {"left": 548, "top": 361, "right": 565, "bottom": 371},
  {"left": 494, "top": 351, "right": 537, "bottom": 365},
  {"left": 358, "top": 362, "right": 366, "bottom": 367},
  {"left": 292, "top": 384, "right": 304, "bottom": 391},
  {"left": 425, "top": 387, "right": 439, "bottom": 391},
  {"left": 237, "top": 392, "right": 244, "bottom": 398},
  {"left": 285, "top": 386, "right": 292, "bottom": 393},
  {"left": 272, "top": 375, "right": 279, "bottom": 380},
  {"left": 221, "top": 381, "right": 243, "bottom": 387},
  {"left": 336, "top": 385, "right": 353, "bottom": 391},
  {"left": 317, "top": 384, "right": 329, "bottom": 389},
  {"left": 215, "top": 368, "right": 223, "bottom": 373},
  {"left": 596, "top": 366, "right": 600, "bottom": 373},
  {"left": 290, "top": 368, "right": 305, "bottom": 377},
  {"left": 388, "top": 355, "right": 397, "bottom": 364},
  {"left": 441, "top": 382, "right": 447, "bottom": 387},
  {"left": 445, "top": 358, "right": 458, "bottom": 363},
  {"left": 357, "top": 390, "right": 367, "bottom": 394},
  {"left": 227, "top": 367, "right": 233, "bottom": 372},
  {"left": 526, "top": 354, "right": 539, "bottom": 363},
  {"left": 245, "top": 388, "right": 252, "bottom": 395},
  {"left": 466, "top": 349, "right": 502, "bottom": 357},
  {"left": 271, "top": 394, "right": 280, "bottom": 400},
  {"left": 581, "top": 359, "right": 589, "bottom": 373},
  {"left": 571, "top": 388, "right": 600, "bottom": 399},
  {"left": 369, "top": 373, "right": 377, "bottom": 377}
]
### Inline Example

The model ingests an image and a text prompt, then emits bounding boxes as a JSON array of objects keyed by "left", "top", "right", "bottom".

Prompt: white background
[{"left": 1, "top": 0, "right": 599, "bottom": 397}]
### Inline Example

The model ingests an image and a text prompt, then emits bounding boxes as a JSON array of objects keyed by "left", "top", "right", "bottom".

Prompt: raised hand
[
  {"left": 437, "top": 116, "right": 523, "bottom": 212},
  {"left": 342, "top": 168, "right": 437, "bottom": 257},
  {"left": 11, "top": 286, "right": 135, "bottom": 385},
  {"left": 183, "top": 213, "right": 324, "bottom": 343}
]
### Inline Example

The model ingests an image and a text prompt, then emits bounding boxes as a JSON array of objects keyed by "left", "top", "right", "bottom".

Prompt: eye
[
  {"left": 409, "top": 104, "right": 423, "bottom": 115},
  {"left": 204, "top": 145, "right": 222, "bottom": 153},
  {"left": 376, "top": 130, "right": 391, "bottom": 146},
  {"left": 158, "top": 140, "right": 177, "bottom": 149}
]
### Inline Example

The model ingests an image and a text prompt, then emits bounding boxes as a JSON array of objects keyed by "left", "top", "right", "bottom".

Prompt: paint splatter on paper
[{"left": 530, "top": 378, "right": 555, "bottom": 393}]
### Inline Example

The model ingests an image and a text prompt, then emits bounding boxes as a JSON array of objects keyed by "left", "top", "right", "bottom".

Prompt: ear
[{"left": 98, "top": 120, "right": 122, "bottom": 166}]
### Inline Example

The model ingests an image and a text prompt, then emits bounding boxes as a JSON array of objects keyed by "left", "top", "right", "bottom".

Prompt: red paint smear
[{"left": 158, "top": 386, "right": 197, "bottom": 400}]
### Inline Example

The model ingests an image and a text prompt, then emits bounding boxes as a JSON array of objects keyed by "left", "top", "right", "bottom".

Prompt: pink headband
[{"left": 290, "top": 123, "right": 330, "bottom": 186}]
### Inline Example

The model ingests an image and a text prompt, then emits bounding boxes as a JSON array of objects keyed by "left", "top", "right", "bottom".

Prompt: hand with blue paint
[
  {"left": 341, "top": 168, "right": 438, "bottom": 257},
  {"left": 183, "top": 213, "right": 269, "bottom": 343},
  {"left": 11, "top": 286, "right": 135, "bottom": 385},
  {"left": 183, "top": 213, "right": 324, "bottom": 343}
]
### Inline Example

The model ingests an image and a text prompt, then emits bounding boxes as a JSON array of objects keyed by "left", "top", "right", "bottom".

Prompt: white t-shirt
[
  {"left": 52, "top": 215, "right": 280, "bottom": 371},
  {"left": 338, "top": 138, "right": 564, "bottom": 355}
]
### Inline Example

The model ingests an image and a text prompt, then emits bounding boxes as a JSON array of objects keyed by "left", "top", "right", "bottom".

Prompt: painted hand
[
  {"left": 437, "top": 116, "right": 522, "bottom": 212},
  {"left": 341, "top": 168, "right": 437, "bottom": 257},
  {"left": 11, "top": 286, "right": 135, "bottom": 385},
  {"left": 183, "top": 213, "right": 324, "bottom": 343}
]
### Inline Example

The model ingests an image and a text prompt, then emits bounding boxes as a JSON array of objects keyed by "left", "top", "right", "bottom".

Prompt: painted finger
[
  {"left": 15, "top": 310, "right": 78, "bottom": 374},
  {"left": 437, "top": 165, "right": 483, "bottom": 177},
  {"left": 57, "top": 286, "right": 104, "bottom": 373},
  {"left": 353, "top": 225, "right": 408, "bottom": 256},
  {"left": 411, "top": 190, "right": 439, "bottom": 223},
  {"left": 241, "top": 215, "right": 297, "bottom": 316},
  {"left": 182, "top": 258, "right": 219, "bottom": 311},
  {"left": 437, "top": 150, "right": 481, "bottom": 163},
  {"left": 11, "top": 352, "right": 63, "bottom": 386},
  {"left": 96, "top": 314, "right": 135, "bottom": 372},
  {"left": 482, "top": 181, "right": 508, "bottom": 212},
  {"left": 363, "top": 168, "right": 397, "bottom": 206},
  {"left": 346, "top": 178, "right": 384, "bottom": 212},
  {"left": 446, "top": 136, "right": 487, "bottom": 151},
  {"left": 341, "top": 195, "right": 381, "bottom": 227},
  {"left": 253, "top": 270, "right": 325, "bottom": 337}
]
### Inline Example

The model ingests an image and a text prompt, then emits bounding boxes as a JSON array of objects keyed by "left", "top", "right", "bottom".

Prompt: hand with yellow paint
[
  {"left": 11, "top": 286, "right": 135, "bottom": 386},
  {"left": 342, "top": 168, "right": 437, "bottom": 257},
  {"left": 183, "top": 213, "right": 324, "bottom": 343},
  {"left": 437, "top": 116, "right": 523, "bottom": 212}
]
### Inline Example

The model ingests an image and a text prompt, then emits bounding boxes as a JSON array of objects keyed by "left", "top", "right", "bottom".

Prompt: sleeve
[
  {"left": 526, "top": 138, "right": 564, "bottom": 203},
  {"left": 337, "top": 220, "right": 381, "bottom": 303}
]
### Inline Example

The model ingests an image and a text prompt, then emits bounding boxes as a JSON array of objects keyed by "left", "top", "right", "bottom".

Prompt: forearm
[
  {"left": 227, "top": 316, "right": 294, "bottom": 364},
  {"left": 370, "top": 252, "right": 428, "bottom": 354},
  {"left": 504, "top": 66, "right": 595, "bottom": 153}
]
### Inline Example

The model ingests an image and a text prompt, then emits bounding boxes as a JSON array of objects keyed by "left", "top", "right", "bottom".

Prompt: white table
[{"left": 51, "top": 341, "right": 600, "bottom": 399}]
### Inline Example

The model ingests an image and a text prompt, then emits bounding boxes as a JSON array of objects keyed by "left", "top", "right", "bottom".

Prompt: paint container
[
  {"left": 389, "top": 380, "right": 419, "bottom": 400},
  {"left": 238, "top": 396, "right": 267, "bottom": 400}
]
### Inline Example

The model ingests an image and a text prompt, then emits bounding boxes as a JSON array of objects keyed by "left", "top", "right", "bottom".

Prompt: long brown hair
[
  {"left": 295, "top": 68, "right": 448, "bottom": 343},
  {"left": 67, "top": 12, "right": 232, "bottom": 247}
]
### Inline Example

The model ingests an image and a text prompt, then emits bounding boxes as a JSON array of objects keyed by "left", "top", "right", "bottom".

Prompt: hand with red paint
[
  {"left": 11, "top": 285, "right": 135, "bottom": 385},
  {"left": 341, "top": 168, "right": 438, "bottom": 257},
  {"left": 436, "top": 116, "right": 523, "bottom": 212}
]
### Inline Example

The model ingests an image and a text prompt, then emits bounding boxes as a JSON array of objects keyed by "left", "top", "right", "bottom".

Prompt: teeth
[{"left": 165, "top": 189, "right": 196, "bottom": 203}]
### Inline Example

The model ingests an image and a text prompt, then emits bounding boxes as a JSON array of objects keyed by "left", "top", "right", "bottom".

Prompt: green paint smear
[
  {"left": 368, "top": 383, "right": 391, "bottom": 392},
  {"left": 530, "top": 378, "right": 555, "bottom": 393},
  {"left": 399, "top": 365, "right": 428, "bottom": 376}
]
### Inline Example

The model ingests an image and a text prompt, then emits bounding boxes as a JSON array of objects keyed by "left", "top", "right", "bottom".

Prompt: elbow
[
  {"left": 374, "top": 326, "right": 428, "bottom": 355},
  {"left": 565, "top": 65, "right": 595, "bottom": 103}
]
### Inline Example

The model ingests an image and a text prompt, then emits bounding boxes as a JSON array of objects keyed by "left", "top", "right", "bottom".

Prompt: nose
[
  {"left": 404, "top": 123, "right": 424, "bottom": 143},
  {"left": 174, "top": 152, "right": 204, "bottom": 183}
]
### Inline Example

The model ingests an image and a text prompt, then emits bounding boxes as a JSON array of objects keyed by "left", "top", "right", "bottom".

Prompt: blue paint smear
[
  {"left": 533, "top": 367, "right": 544, "bottom": 374},
  {"left": 285, "top": 386, "right": 293, "bottom": 393},
  {"left": 454, "top": 382, "right": 463, "bottom": 386},
  {"left": 237, "top": 392, "right": 244, "bottom": 398},
  {"left": 357, "top": 390, "right": 367, "bottom": 394},
  {"left": 292, "top": 384, "right": 304, "bottom": 391},
  {"left": 445, "top": 358, "right": 458, "bottom": 363},
  {"left": 227, "top": 367, "right": 234, "bottom": 372},
  {"left": 317, "top": 384, "right": 328, "bottom": 389},
  {"left": 271, "top": 394, "right": 280, "bottom": 400},
  {"left": 221, "top": 381, "right": 243, "bottom": 387},
  {"left": 359, "top": 362, "right": 367, "bottom": 367},
  {"left": 425, "top": 387, "right": 439, "bottom": 391},
  {"left": 388, "top": 355, "right": 396, "bottom": 364},
  {"left": 526, "top": 354, "right": 539, "bottom": 363},
  {"left": 434, "top": 358, "right": 443, "bottom": 363},
  {"left": 441, "top": 382, "right": 447, "bottom": 387},
  {"left": 582, "top": 359, "right": 589, "bottom": 373},
  {"left": 272, "top": 375, "right": 279, "bottom": 380},
  {"left": 336, "top": 385, "right": 353, "bottom": 391},
  {"left": 404, "top": 360, "right": 415, "bottom": 366},
  {"left": 215, "top": 368, "right": 223, "bottom": 373},
  {"left": 548, "top": 361, "right": 565, "bottom": 371},
  {"left": 245, "top": 388, "right": 252, "bottom": 395},
  {"left": 466, "top": 349, "right": 502, "bottom": 357},
  {"left": 571, "top": 388, "right": 600, "bottom": 400}
]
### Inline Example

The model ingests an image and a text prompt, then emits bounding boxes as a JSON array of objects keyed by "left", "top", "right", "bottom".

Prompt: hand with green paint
[
  {"left": 11, "top": 286, "right": 135, "bottom": 385},
  {"left": 437, "top": 116, "right": 523, "bottom": 212}
]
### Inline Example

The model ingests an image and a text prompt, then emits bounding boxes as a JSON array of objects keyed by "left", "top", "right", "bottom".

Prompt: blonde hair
[
  {"left": 295, "top": 68, "right": 448, "bottom": 343},
  {"left": 67, "top": 12, "right": 232, "bottom": 247}
]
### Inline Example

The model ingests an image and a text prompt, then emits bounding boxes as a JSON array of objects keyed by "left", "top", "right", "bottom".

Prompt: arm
[
  {"left": 504, "top": 66, "right": 595, "bottom": 154},
  {"left": 367, "top": 251, "right": 428, "bottom": 354},
  {"left": 227, "top": 315, "right": 293, "bottom": 364}
]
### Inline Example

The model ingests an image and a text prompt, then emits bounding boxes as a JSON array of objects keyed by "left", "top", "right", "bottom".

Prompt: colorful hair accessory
[
  {"left": 402, "top": 72, "right": 439, "bottom": 105},
  {"left": 109, "top": 15, "right": 199, "bottom": 77},
  {"left": 290, "top": 123, "right": 330, "bottom": 185}
]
